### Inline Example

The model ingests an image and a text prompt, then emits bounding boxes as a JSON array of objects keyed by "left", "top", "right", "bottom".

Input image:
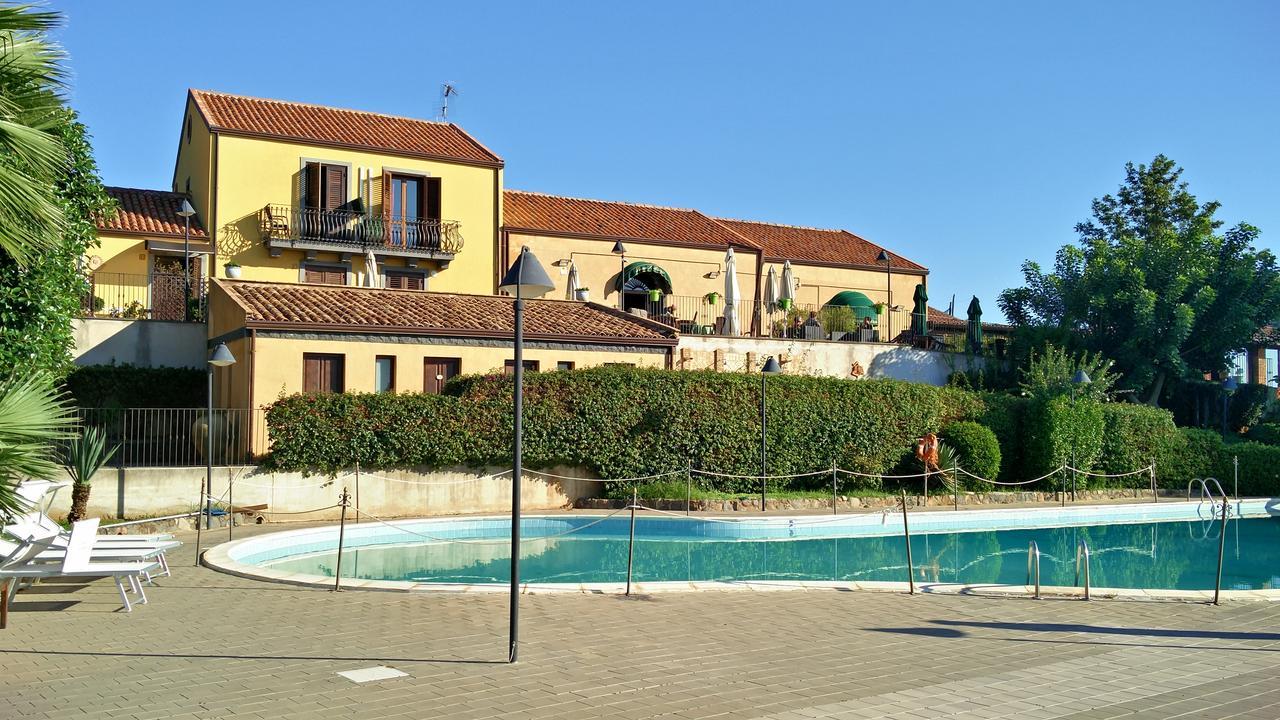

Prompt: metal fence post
[
  {"left": 831, "top": 460, "right": 838, "bottom": 515},
  {"left": 354, "top": 457, "right": 361, "bottom": 524},
  {"left": 193, "top": 480, "right": 204, "bottom": 566},
  {"left": 333, "top": 487, "right": 350, "bottom": 593},
  {"left": 686, "top": 463, "right": 692, "bottom": 517},
  {"left": 1233, "top": 455, "right": 1238, "bottom": 502},
  {"left": 1213, "top": 493, "right": 1228, "bottom": 606},
  {"left": 900, "top": 488, "right": 915, "bottom": 595},
  {"left": 953, "top": 461, "right": 959, "bottom": 511},
  {"left": 1060, "top": 467, "right": 1066, "bottom": 507},
  {"left": 227, "top": 470, "right": 233, "bottom": 541},
  {"left": 626, "top": 487, "right": 637, "bottom": 596}
]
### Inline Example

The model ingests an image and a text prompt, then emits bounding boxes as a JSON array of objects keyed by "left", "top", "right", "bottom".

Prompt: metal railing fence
[
  {"left": 69, "top": 407, "right": 267, "bottom": 467},
  {"left": 81, "top": 272, "right": 207, "bottom": 322},
  {"left": 262, "top": 204, "right": 464, "bottom": 254}
]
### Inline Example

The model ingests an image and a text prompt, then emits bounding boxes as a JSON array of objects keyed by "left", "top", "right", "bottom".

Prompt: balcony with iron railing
[
  {"left": 81, "top": 272, "right": 207, "bottom": 322},
  {"left": 261, "top": 204, "right": 463, "bottom": 260}
]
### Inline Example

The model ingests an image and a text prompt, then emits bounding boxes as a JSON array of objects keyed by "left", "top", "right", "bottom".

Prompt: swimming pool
[{"left": 205, "top": 500, "right": 1280, "bottom": 597}]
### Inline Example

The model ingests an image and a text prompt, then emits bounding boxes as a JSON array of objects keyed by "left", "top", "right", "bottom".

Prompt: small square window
[{"left": 556, "top": 361, "right": 575, "bottom": 372}]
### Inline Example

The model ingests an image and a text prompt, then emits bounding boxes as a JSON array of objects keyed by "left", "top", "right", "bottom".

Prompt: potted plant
[
  {"left": 648, "top": 289, "right": 662, "bottom": 302},
  {"left": 704, "top": 291, "right": 720, "bottom": 305},
  {"left": 873, "top": 302, "right": 887, "bottom": 315},
  {"left": 224, "top": 261, "right": 242, "bottom": 279},
  {"left": 63, "top": 426, "right": 118, "bottom": 524},
  {"left": 779, "top": 297, "right": 792, "bottom": 311},
  {"left": 574, "top": 287, "right": 590, "bottom": 301}
]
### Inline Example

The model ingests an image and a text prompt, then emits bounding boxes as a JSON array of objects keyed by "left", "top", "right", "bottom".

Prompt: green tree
[{"left": 999, "top": 155, "right": 1280, "bottom": 406}]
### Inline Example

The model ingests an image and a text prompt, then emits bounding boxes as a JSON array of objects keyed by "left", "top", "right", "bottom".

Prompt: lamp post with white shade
[
  {"left": 205, "top": 343, "right": 235, "bottom": 532},
  {"left": 877, "top": 250, "right": 891, "bottom": 340},
  {"left": 1070, "top": 369, "right": 1091, "bottom": 502},
  {"left": 760, "top": 356, "right": 781, "bottom": 511},
  {"left": 498, "top": 246, "right": 554, "bottom": 664},
  {"left": 612, "top": 240, "right": 626, "bottom": 310},
  {"left": 177, "top": 199, "right": 196, "bottom": 321}
]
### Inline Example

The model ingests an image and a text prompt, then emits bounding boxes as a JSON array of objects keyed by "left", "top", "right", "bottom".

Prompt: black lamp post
[
  {"left": 1222, "top": 377, "right": 1239, "bottom": 439},
  {"left": 760, "top": 356, "right": 781, "bottom": 511},
  {"left": 206, "top": 342, "right": 235, "bottom": 530},
  {"left": 877, "top": 249, "right": 890, "bottom": 340},
  {"left": 498, "top": 246, "right": 554, "bottom": 664},
  {"left": 612, "top": 240, "right": 627, "bottom": 311},
  {"left": 177, "top": 199, "right": 196, "bottom": 321},
  {"left": 1070, "top": 369, "right": 1091, "bottom": 501}
]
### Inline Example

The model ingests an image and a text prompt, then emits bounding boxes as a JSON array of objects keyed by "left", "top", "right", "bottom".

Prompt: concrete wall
[
  {"left": 73, "top": 318, "right": 207, "bottom": 369},
  {"left": 44, "top": 465, "right": 596, "bottom": 522},
  {"left": 675, "top": 335, "right": 980, "bottom": 385}
]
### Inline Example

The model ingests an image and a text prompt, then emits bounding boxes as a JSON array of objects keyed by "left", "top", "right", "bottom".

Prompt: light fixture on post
[
  {"left": 760, "top": 356, "right": 782, "bottom": 512},
  {"left": 612, "top": 240, "right": 627, "bottom": 311},
  {"left": 877, "top": 250, "right": 891, "bottom": 340},
  {"left": 1069, "top": 369, "right": 1091, "bottom": 502},
  {"left": 497, "top": 246, "right": 554, "bottom": 664},
  {"left": 205, "top": 342, "right": 235, "bottom": 535},
  {"left": 177, "top": 199, "right": 196, "bottom": 321},
  {"left": 1222, "top": 376, "right": 1239, "bottom": 439}
]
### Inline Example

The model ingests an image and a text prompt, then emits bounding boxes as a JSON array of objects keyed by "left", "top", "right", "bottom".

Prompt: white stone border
[{"left": 202, "top": 500, "right": 1280, "bottom": 603}]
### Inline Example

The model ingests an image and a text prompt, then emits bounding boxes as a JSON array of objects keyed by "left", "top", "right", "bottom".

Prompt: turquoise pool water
[{"left": 260, "top": 515, "right": 1280, "bottom": 591}]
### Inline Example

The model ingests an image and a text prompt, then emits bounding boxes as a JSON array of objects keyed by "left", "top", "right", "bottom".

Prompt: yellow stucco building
[{"left": 87, "top": 88, "right": 989, "bottom": 427}]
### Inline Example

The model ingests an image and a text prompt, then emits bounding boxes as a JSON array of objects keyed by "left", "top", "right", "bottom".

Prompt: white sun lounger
[
  {"left": 2, "top": 516, "right": 179, "bottom": 578},
  {"left": 1, "top": 519, "right": 162, "bottom": 614}
]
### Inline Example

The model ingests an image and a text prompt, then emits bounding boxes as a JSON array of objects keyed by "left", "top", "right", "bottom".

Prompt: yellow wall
[
  {"left": 508, "top": 231, "right": 760, "bottom": 307},
  {"left": 248, "top": 335, "right": 666, "bottom": 409},
  {"left": 94, "top": 232, "right": 149, "bottom": 276},
  {"left": 211, "top": 134, "right": 498, "bottom": 294},
  {"left": 766, "top": 260, "right": 923, "bottom": 311},
  {"left": 172, "top": 97, "right": 215, "bottom": 233}
]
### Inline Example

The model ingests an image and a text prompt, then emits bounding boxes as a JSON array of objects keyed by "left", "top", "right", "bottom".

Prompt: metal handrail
[
  {"left": 1075, "top": 539, "right": 1091, "bottom": 601},
  {"left": 1188, "top": 477, "right": 1231, "bottom": 519},
  {"left": 1026, "top": 540, "right": 1041, "bottom": 599}
]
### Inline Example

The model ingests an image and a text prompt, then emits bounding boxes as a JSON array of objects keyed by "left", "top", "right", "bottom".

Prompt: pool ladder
[
  {"left": 1026, "top": 539, "right": 1092, "bottom": 601},
  {"left": 1188, "top": 477, "right": 1231, "bottom": 518}
]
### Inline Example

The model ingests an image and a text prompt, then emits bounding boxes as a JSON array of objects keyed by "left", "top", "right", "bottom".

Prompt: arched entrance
[{"left": 617, "top": 262, "right": 673, "bottom": 313}]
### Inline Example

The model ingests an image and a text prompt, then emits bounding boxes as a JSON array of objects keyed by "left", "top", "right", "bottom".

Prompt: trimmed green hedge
[
  {"left": 941, "top": 421, "right": 1001, "bottom": 488},
  {"left": 1023, "top": 394, "right": 1105, "bottom": 484},
  {"left": 264, "top": 367, "right": 983, "bottom": 491},
  {"left": 973, "top": 392, "right": 1028, "bottom": 481},
  {"left": 1246, "top": 422, "right": 1280, "bottom": 446},
  {"left": 63, "top": 364, "right": 205, "bottom": 408},
  {"left": 1096, "top": 403, "right": 1180, "bottom": 487}
]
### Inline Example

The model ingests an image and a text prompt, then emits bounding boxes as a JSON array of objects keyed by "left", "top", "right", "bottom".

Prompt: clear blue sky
[{"left": 54, "top": 1, "right": 1280, "bottom": 320}]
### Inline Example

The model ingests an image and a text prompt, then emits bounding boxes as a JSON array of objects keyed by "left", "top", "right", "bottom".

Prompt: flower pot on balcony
[
  {"left": 705, "top": 292, "right": 719, "bottom": 305},
  {"left": 779, "top": 298, "right": 792, "bottom": 311},
  {"left": 224, "top": 263, "right": 242, "bottom": 279},
  {"left": 648, "top": 289, "right": 662, "bottom": 302},
  {"left": 574, "top": 288, "right": 590, "bottom": 301}
]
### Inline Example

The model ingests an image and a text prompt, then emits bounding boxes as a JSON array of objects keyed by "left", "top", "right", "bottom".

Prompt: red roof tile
[
  {"left": 97, "top": 187, "right": 207, "bottom": 238},
  {"left": 190, "top": 90, "right": 502, "bottom": 167},
  {"left": 504, "top": 190, "right": 758, "bottom": 250},
  {"left": 215, "top": 279, "right": 677, "bottom": 345},
  {"left": 715, "top": 218, "right": 926, "bottom": 272}
]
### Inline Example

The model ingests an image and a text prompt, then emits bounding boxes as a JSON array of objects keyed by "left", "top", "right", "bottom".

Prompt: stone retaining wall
[{"left": 575, "top": 488, "right": 1179, "bottom": 512}]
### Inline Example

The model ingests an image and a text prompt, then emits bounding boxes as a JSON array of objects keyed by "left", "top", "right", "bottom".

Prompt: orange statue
[{"left": 915, "top": 432, "right": 940, "bottom": 473}]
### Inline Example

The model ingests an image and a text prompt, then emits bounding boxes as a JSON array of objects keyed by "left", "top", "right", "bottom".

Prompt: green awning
[{"left": 617, "top": 262, "right": 673, "bottom": 293}]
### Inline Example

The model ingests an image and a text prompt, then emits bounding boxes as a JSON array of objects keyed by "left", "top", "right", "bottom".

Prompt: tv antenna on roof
[{"left": 439, "top": 83, "right": 459, "bottom": 121}]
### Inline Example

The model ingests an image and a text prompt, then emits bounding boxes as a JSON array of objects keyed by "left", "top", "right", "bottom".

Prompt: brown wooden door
[
  {"left": 303, "top": 353, "right": 345, "bottom": 393},
  {"left": 151, "top": 255, "right": 201, "bottom": 321},
  {"left": 423, "top": 357, "right": 461, "bottom": 394}
]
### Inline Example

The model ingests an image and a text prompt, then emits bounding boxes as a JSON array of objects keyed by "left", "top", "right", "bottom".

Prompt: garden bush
[
  {"left": 1158, "top": 428, "right": 1223, "bottom": 488},
  {"left": 63, "top": 364, "right": 205, "bottom": 408},
  {"left": 972, "top": 392, "right": 1029, "bottom": 481},
  {"left": 1096, "top": 403, "right": 1180, "bottom": 487},
  {"left": 1229, "top": 383, "right": 1273, "bottom": 433},
  {"left": 1214, "top": 441, "right": 1280, "bottom": 497},
  {"left": 940, "top": 421, "right": 1001, "bottom": 488},
  {"left": 1022, "top": 394, "right": 1105, "bottom": 486},
  {"left": 265, "top": 367, "right": 985, "bottom": 492},
  {"left": 1245, "top": 422, "right": 1280, "bottom": 446}
]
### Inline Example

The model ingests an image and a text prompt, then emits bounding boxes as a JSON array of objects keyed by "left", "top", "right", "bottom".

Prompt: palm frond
[{"left": 0, "top": 373, "right": 73, "bottom": 519}]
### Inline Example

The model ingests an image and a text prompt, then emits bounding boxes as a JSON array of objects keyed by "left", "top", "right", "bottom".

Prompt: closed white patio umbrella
[
  {"left": 364, "top": 250, "right": 381, "bottom": 288},
  {"left": 780, "top": 260, "right": 796, "bottom": 306},
  {"left": 723, "top": 247, "right": 742, "bottom": 336},
  {"left": 764, "top": 266, "right": 779, "bottom": 314},
  {"left": 566, "top": 260, "right": 581, "bottom": 300}
]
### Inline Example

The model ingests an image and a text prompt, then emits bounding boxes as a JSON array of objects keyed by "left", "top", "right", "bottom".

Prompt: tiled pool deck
[{"left": 4, "top": 515, "right": 1280, "bottom": 719}]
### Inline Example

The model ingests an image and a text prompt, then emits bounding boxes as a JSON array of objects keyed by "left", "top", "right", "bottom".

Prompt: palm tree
[
  {"left": 0, "top": 373, "right": 72, "bottom": 520},
  {"left": 0, "top": 3, "right": 67, "bottom": 266}
]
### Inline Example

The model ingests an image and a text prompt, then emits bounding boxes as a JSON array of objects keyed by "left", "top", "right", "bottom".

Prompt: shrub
[
  {"left": 940, "top": 421, "right": 1001, "bottom": 487},
  {"left": 1214, "top": 442, "right": 1280, "bottom": 496},
  {"left": 63, "top": 364, "right": 205, "bottom": 408},
  {"left": 265, "top": 367, "right": 986, "bottom": 491},
  {"left": 1229, "top": 383, "right": 1273, "bottom": 433},
  {"left": 972, "top": 392, "right": 1029, "bottom": 481},
  {"left": 1023, "top": 394, "right": 1105, "bottom": 487},
  {"left": 1096, "top": 403, "right": 1180, "bottom": 488},
  {"left": 1158, "top": 428, "right": 1223, "bottom": 488},
  {"left": 1246, "top": 422, "right": 1280, "bottom": 446}
]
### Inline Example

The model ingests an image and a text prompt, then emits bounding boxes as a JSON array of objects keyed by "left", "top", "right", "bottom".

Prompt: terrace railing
[
  {"left": 262, "top": 204, "right": 464, "bottom": 255},
  {"left": 70, "top": 407, "right": 268, "bottom": 467},
  {"left": 81, "top": 272, "right": 207, "bottom": 322}
]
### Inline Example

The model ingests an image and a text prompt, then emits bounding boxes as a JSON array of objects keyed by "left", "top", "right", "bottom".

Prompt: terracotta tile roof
[
  {"left": 215, "top": 280, "right": 677, "bottom": 345},
  {"left": 714, "top": 217, "right": 926, "bottom": 272},
  {"left": 928, "top": 305, "right": 1011, "bottom": 333},
  {"left": 97, "top": 187, "right": 207, "bottom": 238},
  {"left": 504, "top": 190, "right": 758, "bottom": 250},
  {"left": 189, "top": 89, "right": 502, "bottom": 167}
]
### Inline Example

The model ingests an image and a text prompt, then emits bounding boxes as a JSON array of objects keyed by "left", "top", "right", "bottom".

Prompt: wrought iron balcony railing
[{"left": 261, "top": 204, "right": 463, "bottom": 255}]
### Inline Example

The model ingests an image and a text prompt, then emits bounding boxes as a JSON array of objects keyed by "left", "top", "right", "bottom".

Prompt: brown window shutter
[
  {"left": 425, "top": 177, "right": 442, "bottom": 221},
  {"left": 386, "top": 273, "right": 403, "bottom": 290},
  {"left": 304, "top": 162, "right": 320, "bottom": 208},
  {"left": 323, "top": 165, "right": 347, "bottom": 210}
]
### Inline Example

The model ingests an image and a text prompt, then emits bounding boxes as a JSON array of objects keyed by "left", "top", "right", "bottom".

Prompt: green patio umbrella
[
  {"left": 912, "top": 283, "right": 929, "bottom": 336},
  {"left": 966, "top": 295, "right": 983, "bottom": 353}
]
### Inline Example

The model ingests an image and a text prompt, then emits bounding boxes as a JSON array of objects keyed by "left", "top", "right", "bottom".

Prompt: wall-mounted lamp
[
  {"left": 705, "top": 270, "right": 721, "bottom": 279},
  {"left": 552, "top": 259, "right": 572, "bottom": 268}
]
